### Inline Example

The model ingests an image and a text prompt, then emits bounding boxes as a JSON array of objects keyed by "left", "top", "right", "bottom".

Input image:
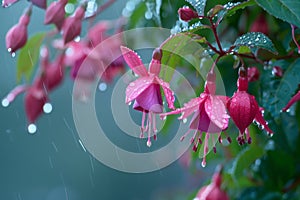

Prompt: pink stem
[{"left": 291, "top": 25, "right": 300, "bottom": 54}]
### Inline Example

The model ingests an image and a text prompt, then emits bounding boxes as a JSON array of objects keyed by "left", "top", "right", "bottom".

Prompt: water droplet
[
  {"left": 43, "top": 103, "right": 53, "bottom": 114},
  {"left": 183, "top": 118, "right": 187, "bottom": 123},
  {"left": 28, "top": 124, "right": 37, "bottom": 134},
  {"left": 98, "top": 82, "right": 107, "bottom": 92},
  {"left": 65, "top": 3, "right": 75, "bottom": 14},
  {"left": 2, "top": 98, "right": 9, "bottom": 107},
  {"left": 145, "top": 11, "right": 152, "bottom": 19},
  {"left": 146, "top": 140, "right": 152, "bottom": 147},
  {"left": 7, "top": 48, "right": 12, "bottom": 52},
  {"left": 127, "top": 101, "right": 132, "bottom": 106},
  {"left": 201, "top": 161, "right": 206, "bottom": 167},
  {"left": 232, "top": 98, "right": 237, "bottom": 102},
  {"left": 74, "top": 36, "right": 81, "bottom": 42},
  {"left": 11, "top": 52, "right": 15, "bottom": 57},
  {"left": 162, "top": 116, "right": 167, "bottom": 120},
  {"left": 255, "top": 38, "right": 259, "bottom": 42},
  {"left": 129, "top": 82, "right": 135, "bottom": 87}
]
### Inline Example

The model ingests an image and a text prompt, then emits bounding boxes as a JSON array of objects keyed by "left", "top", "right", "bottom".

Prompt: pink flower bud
[
  {"left": 25, "top": 79, "right": 47, "bottom": 123},
  {"left": 45, "top": 54, "right": 65, "bottom": 91},
  {"left": 272, "top": 66, "right": 283, "bottom": 77},
  {"left": 196, "top": 165, "right": 229, "bottom": 200},
  {"left": 247, "top": 67, "right": 260, "bottom": 82},
  {"left": 250, "top": 14, "right": 269, "bottom": 35},
  {"left": 5, "top": 7, "right": 31, "bottom": 54},
  {"left": 44, "top": 0, "right": 67, "bottom": 30},
  {"left": 61, "top": 6, "right": 86, "bottom": 44},
  {"left": 178, "top": 7, "right": 198, "bottom": 22}
]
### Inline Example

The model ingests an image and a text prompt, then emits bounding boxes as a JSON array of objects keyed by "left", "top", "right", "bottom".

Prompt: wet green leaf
[
  {"left": 185, "top": 0, "right": 207, "bottom": 16},
  {"left": 234, "top": 32, "right": 277, "bottom": 54},
  {"left": 256, "top": 0, "right": 300, "bottom": 27},
  {"left": 17, "top": 32, "right": 46, "bottom": 82}
]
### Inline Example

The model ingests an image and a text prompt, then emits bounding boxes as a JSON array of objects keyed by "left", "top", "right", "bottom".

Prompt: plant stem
[{"left": 209, "top": 18, "right": 224, "bottom": 55}]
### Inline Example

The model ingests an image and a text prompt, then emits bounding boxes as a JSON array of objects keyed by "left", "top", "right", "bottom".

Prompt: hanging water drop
[
  {"left": 182, "top": 118, "right": 187, "bottom": 123},
  {"left": 43, "top": 103, "right": 53, "bottom": 114},
  {"left": 11, "top": 52, "right": 15, "bottom": 57},
  {"left": 146, "top": 140, "right": 152, "bottom": 147},
  {"left": 201, "top": 160, "right": 206, "bottom": 167},
  {"left": 7, "top": 48, "right": 12, "bottom": 53},
  {"left": 98, "top": 82, "right": 107, "bottom": 92},
  {"left": 1, "top": 98, "right": 9, "bottom": 107},
  {"left": 28, "top": 123, "right": 37, "bottom": 134}
]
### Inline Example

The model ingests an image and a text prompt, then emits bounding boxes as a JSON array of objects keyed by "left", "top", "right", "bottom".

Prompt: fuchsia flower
[
  {"left": 5, "top": 5, "right": 31, "bottom": 55},
  {"left": 61, "top": 4, "right": 86, "bottom": 44},
  {"left": 44, "top": 0, "right": 68, "bottom": 30},
  {"left": 39, "top": 46, "right": 65, "bottom": 91},
  {"left": 178, "top": 7, "right": 199, "bottom": 22},
  {"left": 160, "top": 71, "right": 230, "bottom": 167},
  {"left": 227, "top": 67, "right": 273, "bottom": 145},
  {"left": 195, "top": 165, "right": 229, "bottom": 200},
  {"left": 121, "top": 46, "right": 175, "bottom": 147},
  {"left": 25, "top": 78, "right": 48, "bottom": 124},
  {"left": 282, "top": 90, "right": 300, "bottom": 112},
  {"left": 87, "top": 21, "right": 110, "bottom": 47}
]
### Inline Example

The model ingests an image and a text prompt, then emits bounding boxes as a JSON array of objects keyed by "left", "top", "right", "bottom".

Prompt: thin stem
[
  {"left": 209, "top": 18, "right": 224, "bottom": 55},
  {"left": 291, "top": 25, "right": 300, "bottom": 54}
]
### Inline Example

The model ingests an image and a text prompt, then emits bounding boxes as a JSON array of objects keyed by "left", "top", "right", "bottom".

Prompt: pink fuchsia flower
[
  {"left": 87, "top": 21, "right": 111, "bottom": 47},
  {"left": 247, "top": 67, "right": 260, "bottom": 82},
  {"left": 101, "top": 56, "right": 125, "bottom": 83},
  {"left": 39, "top": 46, "right": 65, "bottom": 91},
  {"left": 44, "top": 0, "right": 68, "bottom": 30},
  {"left": 178, "top": 7, "right": 199, "bottom": 22},
  {"left": 227, "top": 67, "right": 273, "bottom": 145},
  {"left": 25, "top": 78, "right": 48, "bottom": 125},
  {"left": 160, "top": 71, "right": 230, "bottom": 167},
  {"left": 121, "top": 46, "right": 175, "bottom": 147},
  {"left": 61, "top": 4, "right": 86, "bottom": 44},
  {"left": 195, "top": 165, "right": 229, "bottom": 200},
  {"left": 5, "top": 5, "right": 32, "bottom": 55},
  {"left": 282, "top": 90, "right": 300, "bottom": 112}
]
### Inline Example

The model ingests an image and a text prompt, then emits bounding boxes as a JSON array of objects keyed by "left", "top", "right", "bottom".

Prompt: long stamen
[
  {"left": 180, "top": 129, "right": 191, "bottom": 141},
  {"left": 140, "top": 111, "right": 146, "bottom": 138},
  {"left": 153, "top": 113, "right": 157, "bottom": 140},
  {"left": 147, "top": 112, "right": 152, "bottom": 147},
  {"left": 246, "top": 128, "right": 252, "bottom": 144},
  {"left": 191, "top": 130, "right": 198, "bottom": 144},
  {"left": 202, "top": 134, "right": 210, "bottom": 167}
]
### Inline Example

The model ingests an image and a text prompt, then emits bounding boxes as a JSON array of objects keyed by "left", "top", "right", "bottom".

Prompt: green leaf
[
  {"left": 237, "top": 45, "right": 252, "bottom": 54},
  {"left": 267, "top": 59, "right": 300, "bottom": 118},
  {"left": 256, "top": 0, "right": 300, "bottom": 27},
  {"left": 234, "top": 32, "right": 277, "bottom": 54},
  {"left": 17, "top": 32, "right": 46, "bottom": 82},
  {"left": 232, "top": 146, "right": 265, "bottom": 179},
  {"left": 185, "top": 0, "right": 207, "bottom": 16},
  {"left": 216, "top": 0, "right": 256, "bottom": 24},
  {"left": 178, "top": 21, "right": 210, "bottom": 33}
]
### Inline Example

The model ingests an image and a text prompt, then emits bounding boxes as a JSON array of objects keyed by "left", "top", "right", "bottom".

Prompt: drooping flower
[
  {"left": 61, "top": 4, "right": 86, "bottom": 44},
  {"left": 178, "top": 7, "right": 199, "bottom": 22},
  {"left": 160, "top": 71, "right": 230, "bottom": 167},
  {"left": 121, "top": 46, "right": 175, "bottom": 147},
  {"left": 282, "top": 90, "right": 300, "bottom": 112},
  {"left": 39, "top": 47, "right": 65, "bottom": 91},
  {"left": 5, "top": 5, "right": 32, "bottom": 55},
  {"left": 194, "top": 165, "right": 229, "bottom": 200},
  {"left": 44, "top": 0, "right": 68, "bottom": 30},
  {"left": 227, "top": 67, "right": 273, "bottom": 145},
  {"left": 25, "top": 78, "right": 48, "bottom": 124},
  {"left": 87, "top": 21, "right": 110, "bottom": 47}
]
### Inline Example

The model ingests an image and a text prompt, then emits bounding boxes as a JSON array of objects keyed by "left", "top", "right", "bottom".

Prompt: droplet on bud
[
  {"left": 146, "top": 140, "right": 152, "bottom": 147},
  {"left": 98, "top": 82, "right": 107, "bottom": 92},
  {"left": 2, "top": 98, "right": 9, "bottom": 107},
  {"left": 43, "top": 103, "right": 53, "bottom": 114},
  {"left": 201, "top": 160, "right": 206, "bottom": 167},
  {"left": 28, "top": 123, "right": 37, "bottom": 134}
]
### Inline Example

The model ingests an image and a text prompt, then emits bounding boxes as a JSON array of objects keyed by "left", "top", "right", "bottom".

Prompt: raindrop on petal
[
  {"left": 147, "top": 140, "right": 151, "bottom": 147},
  {"left": 129, "top": 82, "right": 135, "bottom": 87},
  {"left": 98, "top": 82, "right": 107, "bottom": 92},
  {"left": 2, "top": 98, "right": 9, "bottom": 107},
  {"left": 201, "top": 161, "right": 206, "bottom": 167},
  {"left": 183, "top": 118, "right": 187, "bottom": 123},
  {"left": 28, "top": 124, "right": 37, "bottom": 134},
  {"left": 43, "top": 103, "right": 53, "bottom": 114}
]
